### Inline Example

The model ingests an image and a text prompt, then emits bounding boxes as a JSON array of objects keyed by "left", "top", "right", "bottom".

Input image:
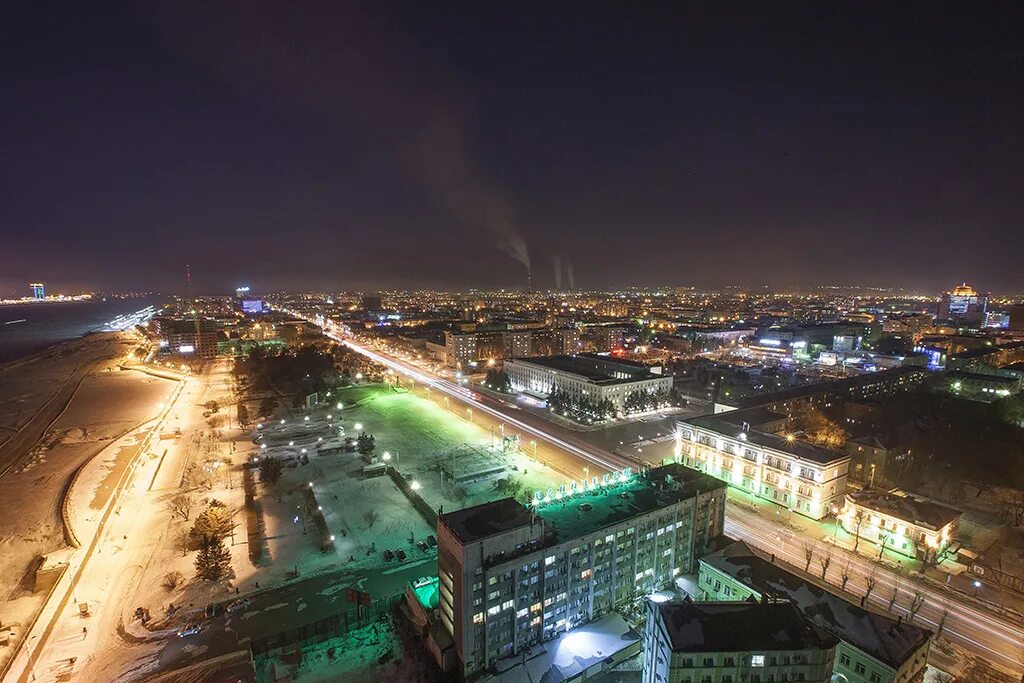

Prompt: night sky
[{"left": 2, "top": 3, "right": 1022, "bottom": 295}]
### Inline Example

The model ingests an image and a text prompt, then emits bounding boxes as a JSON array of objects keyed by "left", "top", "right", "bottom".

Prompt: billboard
[{"left": 241, "top": 298, "right": 265, "bottom": 314}]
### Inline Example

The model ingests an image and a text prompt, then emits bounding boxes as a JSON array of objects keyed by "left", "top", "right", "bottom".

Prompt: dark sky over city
[{"left": 2, "top": 2, "right": 1022, "bottom": 295}]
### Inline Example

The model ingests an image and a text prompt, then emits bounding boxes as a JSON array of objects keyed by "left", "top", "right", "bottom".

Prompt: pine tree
[
  {"left": 190, "top": 503, "right": 234, "bottom": 544},
  {"left": 195, "top": 537, "right": 232, "bottom": 581}
]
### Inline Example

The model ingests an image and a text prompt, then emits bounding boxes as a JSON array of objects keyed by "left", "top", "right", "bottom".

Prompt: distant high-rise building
[
  {"left": 1009, "top": 304, "right": 1024, "bottom": 332},
  {"left": 937, "top": 282, "right": 987, "bottom": 325},
  {"left": 30, "top": 283, "right": 44, "bottom": 300},
  {"left": 361, "top": 293, "right": 384, "bottom": 312}
]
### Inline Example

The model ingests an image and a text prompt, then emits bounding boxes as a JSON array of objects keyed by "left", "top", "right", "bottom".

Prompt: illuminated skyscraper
[
  {"left": 937, "top": 282, "right": 987, "bottom": 324},
  {"left": 30, "top": 283, "right": 44, "bottom": 300}
]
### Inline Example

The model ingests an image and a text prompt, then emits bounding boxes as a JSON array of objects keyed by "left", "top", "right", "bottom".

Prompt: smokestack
[{"left": 527, "top": 267, "right": 532, "bottom": 293}]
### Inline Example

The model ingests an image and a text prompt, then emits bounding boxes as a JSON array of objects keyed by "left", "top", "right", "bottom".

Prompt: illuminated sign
[
  {"left": 178, "top": 344, "right": 195, "bottom": 353},
  {"left": 758, "top": 338, "right": 782, "bottom": 346}
]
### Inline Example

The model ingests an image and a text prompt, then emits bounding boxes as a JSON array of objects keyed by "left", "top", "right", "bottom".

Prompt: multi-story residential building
[
  {"left": 946, "top": 370, "right": 1021, "bottom": 401},
  {"left": 882, "top": 313, "right": 934, "bottom": 340},
  {"left": 437, "top": 464, "right": 726, "bottom": 675},
  {"left": 845, "top": 434, "right": 908, "bottom": 487},
  {"left": 149, "top": 316, "right": 220, "bottom": 359},
  {"left": 840, "top": 489, "right": 960, "bottom": 564},
  {"left": 677, "top": 409, "right": 849, "bottom": 520},
  {"left": 699, "top": 540, "right": 933, "bottom": 683},
  {"left": 505, "top": 353, "right": 673, "bottom": 413},
  {"left": 502, "top": 330, "right": 532, "bottom": 358},
  {"left": 726, "top": 366, "right": 928, "bottom": 417},
  {"left": 644, "top": 599, "right": 837, "bottom": 683},
  {"left": 589, "top": 324, "right": 627, "bottom": 352},
  {"left": 444, "top": 331, "right": 477, "bottom": 369}
]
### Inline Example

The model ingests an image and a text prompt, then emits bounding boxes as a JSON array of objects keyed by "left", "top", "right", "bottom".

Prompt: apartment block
[
  {"left": 644, "top": 599, "right": 837, "bottom": 683},
  {"left": 437, "top": 464, "right": 726, "bottom": 675},
  {"left": 699, "top": 540, "right": 932, "bottom": 683}
]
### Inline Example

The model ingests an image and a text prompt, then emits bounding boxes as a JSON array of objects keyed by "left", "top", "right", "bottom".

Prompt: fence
[
  {"left": 388, "top": 467, "right": 437, "bottom": 527},
  {"left": 249, "top": 592, "right": 405, "bottom": 656}
]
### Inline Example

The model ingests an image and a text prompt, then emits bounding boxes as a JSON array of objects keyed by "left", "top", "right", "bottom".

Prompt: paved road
[{"left": 727, "top": 502, "right": 1024, "bottom": 673}]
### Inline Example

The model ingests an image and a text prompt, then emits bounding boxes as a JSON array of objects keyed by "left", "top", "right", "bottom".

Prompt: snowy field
[{"left": 234, "top": 384, "right": 566, "bottom": 585}]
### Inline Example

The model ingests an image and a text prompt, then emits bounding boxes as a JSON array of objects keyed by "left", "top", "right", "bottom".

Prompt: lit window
[
  {"left": 751, "top": 654, "right": 765, "bottom": 667},
  {"left": 545, "top": 555, "right": 556, "bottom": 566},
  {"left": 473, "top": 612, "right": 485, "bottom": 624}
]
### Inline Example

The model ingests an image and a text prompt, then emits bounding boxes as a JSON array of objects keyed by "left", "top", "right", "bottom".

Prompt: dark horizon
[{"left": 3, "top": 3, "right": 1022, "bottom": 295}]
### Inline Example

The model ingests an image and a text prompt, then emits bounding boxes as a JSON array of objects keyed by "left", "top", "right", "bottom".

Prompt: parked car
[
  {"left": 177, "top": 623, "right": 203, "bottom": 638},
  {"left": 226, "top": 598, "right": 251, "bottom": 613},
  {"left": 426, "top": 535, "right": 437, "bottom": 547},
  {"left": 383, "top": 549, "right": 395, "bottom": 561},
  {"left": 395, "top": 548, "right": 407, "bottom": 561},
  {"left": 416, "top": 540, "right": 428, "bottom": 552}
]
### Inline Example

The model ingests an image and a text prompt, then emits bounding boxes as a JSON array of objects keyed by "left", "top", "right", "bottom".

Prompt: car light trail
[{"left": 287, "top": 310, "right": 634, "bottom": 475}]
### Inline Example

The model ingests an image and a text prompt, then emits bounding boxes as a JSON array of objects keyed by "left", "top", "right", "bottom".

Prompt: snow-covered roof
[{"left": 703, "top": 541, "right": 931, "bottom": 669}]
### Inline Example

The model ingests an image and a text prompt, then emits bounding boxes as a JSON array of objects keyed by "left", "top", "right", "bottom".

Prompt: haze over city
[{"left": 3, "top": 4, "right": 1024, "bottom": 683}]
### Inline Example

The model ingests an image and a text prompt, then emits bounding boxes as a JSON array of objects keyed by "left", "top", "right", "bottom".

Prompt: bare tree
[
  {"left": 840, "top": 560, "right": 852, "bottom": 591},
  {"left": 878, "top": 528, "right": 891, "bottom": 559},
  {"left": 819, "top": 549, "right": 832, "bottom": 580},
  {"left": 888, "top": 577, "right": 901, "bottom": 612},
  {"left": 862, "top": 571, "right": 878, "bottom": 606},
  {"left": 167, "top": 491, "right": 198, "bottom": 521},
  {"left": 803, "top": 542, "right": 814, "bottom": 572},
  {"left": 852, "top": 509, "right": 865, "bottom": 552},
  {"left": 162, "top": 570, "right": 185, "bottom": 591},
  {"left": 908, "top": 592, "right": 926, "bottom": 623},
  {"left": 184, "top": 464, "right": 214, "bottom": 492},
  {"left": 1009, "top": 491, "right": 1024, "bottom": 527},
  {"left": 173, "top": 529, "right": 192, "bottom": 557},
  {"left": 936, "top": 608, "right": 949, "bottom": 638}
]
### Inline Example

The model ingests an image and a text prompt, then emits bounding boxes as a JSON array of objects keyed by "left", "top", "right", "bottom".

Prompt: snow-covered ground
[
  {"left": 253, "top": 617, "right": 401, "bottom": 683},
  {"left": 0, "top": 331, "right": 171, "bottom": 678}
]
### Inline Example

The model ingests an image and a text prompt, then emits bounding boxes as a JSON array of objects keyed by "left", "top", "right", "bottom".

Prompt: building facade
[
  {"left": 644, "top": 599, "right": 837, "bottom": 683},
  {"left": 437, "top": 464, "right": 726, "bottom": 675},
  {"left": 677, "top": 411, "right": 850, "bottom": 520},
  {"left": 937, "top": 283, "right": 988, "bottom": 325},
  {"left": 698, "top": 541, "right": 932, "bottom": 683},
  {"left": 839, "top": 490, "right": 960, "bottom": 564},
  {"left": 505, "top": 354, "right": 673, "bottom": 412}
]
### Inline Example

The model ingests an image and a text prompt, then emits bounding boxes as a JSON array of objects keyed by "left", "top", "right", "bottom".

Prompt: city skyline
[{"left": 3, "top": 3, "right": 1023, "bottom": 293}]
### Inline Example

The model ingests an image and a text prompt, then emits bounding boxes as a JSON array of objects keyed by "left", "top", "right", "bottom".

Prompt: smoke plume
[
  {"left": 143, "top": 4, "right": 531, "bottom": 278},
  {"left": 553, "top": 255, "right": 562, "bottom": 290},
  {"left": 566, "top": 259, "right": 575, "bottom": 291}
]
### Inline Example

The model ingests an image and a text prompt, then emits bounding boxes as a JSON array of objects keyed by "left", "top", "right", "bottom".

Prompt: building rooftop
[
  {"left": 683, "top": 412, "right": 849, "bottom": 466},
  {"left": 654, "top": 599, "right": 836, "bottom": 653},
  {"left": 734, "top": 366, "right": 927, "bottom": 410},
  {"left": 440, "top": 498, "right": 536, "bottom": 544},
  {"left": 945, "top": 370, "right": 1018, "bottom": 386},
  {"left": 535, "top": 463, "right": 724, "bottom": 543},
  {"left": 509, "top": 353, "right": 661, "bottom": 385},
  {"left": 847, "top": 489, "right": 961, "bottom": 531},
  {"left": 702, "top": 541, "right": 931, "bottom": 668},
  {"left": 439, "top": 464, "right": 725, "bottom": 547}
]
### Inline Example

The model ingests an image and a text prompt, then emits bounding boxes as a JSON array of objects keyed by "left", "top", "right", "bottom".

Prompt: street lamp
[
  {"left": 355, "top": 423, "right": 363, "bottom": 431},
  {"left": 410, "top": 480, "right": 421, "bottom": 491}
]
